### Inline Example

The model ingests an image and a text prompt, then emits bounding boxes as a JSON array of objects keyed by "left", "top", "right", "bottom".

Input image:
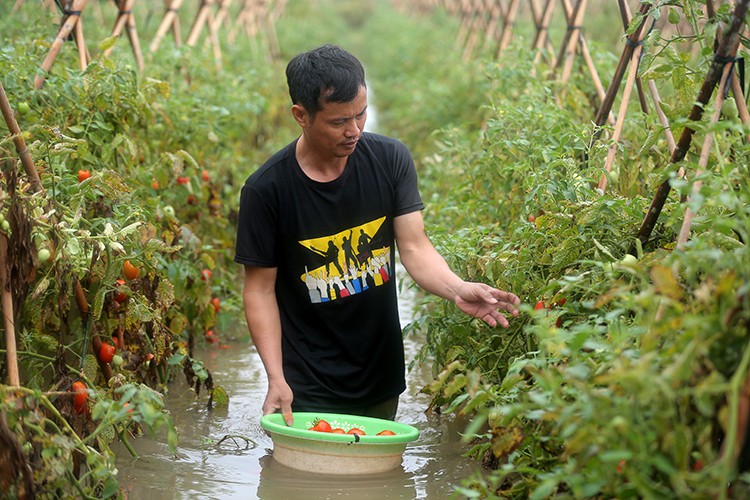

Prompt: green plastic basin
[{"left": 260, "top": 412, "right": 420, "bottom": 475}]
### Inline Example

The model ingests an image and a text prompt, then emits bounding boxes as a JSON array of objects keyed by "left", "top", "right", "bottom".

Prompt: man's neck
[{"left": 295, "top": 136, "right": 348, "bottom": 182}]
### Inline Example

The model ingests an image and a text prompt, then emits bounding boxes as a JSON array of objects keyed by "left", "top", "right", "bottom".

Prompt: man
[{"left": 235, "top": 44, "right": 519, "bottom": 425}]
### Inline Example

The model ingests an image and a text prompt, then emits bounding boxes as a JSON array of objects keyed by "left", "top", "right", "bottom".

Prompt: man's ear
[{"left": 291, "top": 104, "right": 308, "bottom": 127}]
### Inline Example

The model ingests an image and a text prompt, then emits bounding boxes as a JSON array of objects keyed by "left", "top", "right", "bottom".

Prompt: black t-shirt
[{"left": 234, "top": 132, "right": 424, "bottom": 411}]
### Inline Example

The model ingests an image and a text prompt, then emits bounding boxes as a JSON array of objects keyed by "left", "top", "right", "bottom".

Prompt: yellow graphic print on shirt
[{"left": 298, "top": 216, "right": 392, "bottom": 303}]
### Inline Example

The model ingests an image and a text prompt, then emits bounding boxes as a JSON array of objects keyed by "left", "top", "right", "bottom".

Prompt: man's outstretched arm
[{"left": 394, "top": 211, "right": 520, "bottom": 327}]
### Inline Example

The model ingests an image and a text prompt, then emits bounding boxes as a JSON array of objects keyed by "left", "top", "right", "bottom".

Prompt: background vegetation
[{"left": 0, "top": 0, "right": 749, "bottom": 498}]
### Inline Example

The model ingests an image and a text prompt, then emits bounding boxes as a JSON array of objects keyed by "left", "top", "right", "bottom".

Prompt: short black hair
[{"left": 285, "top": 44, "right": 366, "bottom": 116}]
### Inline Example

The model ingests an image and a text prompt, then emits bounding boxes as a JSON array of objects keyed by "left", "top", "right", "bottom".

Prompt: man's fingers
[{"left": 282, "top": 409, "right": 294, "bottom": 426}]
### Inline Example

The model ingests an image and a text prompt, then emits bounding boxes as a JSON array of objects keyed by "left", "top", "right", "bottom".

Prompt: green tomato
[
  {"left": 163, "top": 205, "right": 175, "bottom": 217},
  {"left": 620, "top": 254, "right": 638, "bottom": 266},
  {"left": 1, "top": 220, "right": 10, "bottom": 233},
  {"left": 112, "top": 354, "right": 124, "bottom": 366},
  {"left": 37, "top": 248, "right": 51, "bottom": 263},
  {"left": 17, "top": 101, "right": 30, "bottom": 116},
  {"left": 722, "top": 97, "right": 739, "bottom": 120}
]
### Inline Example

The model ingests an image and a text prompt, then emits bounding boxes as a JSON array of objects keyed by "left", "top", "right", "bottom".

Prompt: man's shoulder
[
  {"left": 244, "top": 140, "right": 296, "bottom": 187},
  {"left": 360, "top": 132, "right": 406, "bottom": 150}
]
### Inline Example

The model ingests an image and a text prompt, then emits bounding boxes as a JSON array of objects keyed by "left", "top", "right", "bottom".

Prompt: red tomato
[
  {"left": 72, "top": 381, "right": 88, "bottom": 414},
  {"left": 201, "top": 170, "right": 210, "bottom": 182},
  {"left": 123, "top": 259, "right": 140, "bottom": 280},
  {"left": 376, "top": 429, "right": 396, "bottom": 436},
  {"left": 99, "top": 343, "right": 116, "bottom": 364},
  {"left": 528, "top": 214, "right": 535, "bottom": 223},
  {"left": 200, "top": 269, "right": 212, "bottom": 281},
  {"left": 176, "top": 175, "right": 189, "bottom": 185},
  {"left": 330, "top": 428, "right": 346, "bottom": 434},
  {"left": 77, "top": 169, "right": 91, "bottom": 182},
  {"left": 534, "top": 300, "right": 545, "bottom": 311},
  {"left": 151, "top": 180, "right": 160, "bottom": 190},
  {"left": 313, "top": 419, "right": 332, "bottom": 432},
  {"left": 186, "top": 194, "right": 198, "bottom": 205},
  {"left": 111, "top": 335, "right": 120, "bottom": 348},
  {"left": 113, "top": 279, "right": 127, "bottom": 303},
  {"left": 211, "top": 297, "right": 220, "bottom": 312},
  {"left": 347, "top": 428, "right": 365, "bottom": 436}
]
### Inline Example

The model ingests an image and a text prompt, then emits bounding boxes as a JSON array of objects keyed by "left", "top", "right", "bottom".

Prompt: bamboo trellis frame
[
  {"left": 635, "top": 0, "right": 749, "bottom": 248},
  {"left": 104, "top": 0, "right": 145, "bottom": 72},
  {"left": 34, "top": 0, "right": 90, "bottom": 89},
  {"left": 150, "top": 0, "right": 185, "bottom": 52},
  {"left": 186, "top": 0, "right": 223, "bottom": 69}
]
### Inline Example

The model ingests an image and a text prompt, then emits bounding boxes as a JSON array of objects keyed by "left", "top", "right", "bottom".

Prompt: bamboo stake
[
  {"left": 676, "top": 63, "right": 733, "bottom": 248},
  {"left": 0, "top": 84, "right": 43, "bottom": 192},
  {"left": 635, "top": 0, "right": 749, "bottom": 248},
  {"left": 592, "top": 2, "right": 652, "bottom": 135},
  {"left": 186, "top": 0, "right": 215, "bottom": 46},
  {"left": 647, "top": 80, "right": 677, "bottom": 155},
  {"left": 483, "top": 0, "right": 502, "bottom": 49},
  {"left": 496, "top": 0, "right": 520, "bottom": 56},
  {"left": 617, "top": 0, "right": 649, "bottom": 113},
  {"left": 462, "top": 0, "right": 484, "bottom": 61},
  {"left": 556, "top": 0, "right": 587, "bottom": 84},
  {"left": 730, "top": 71, "right": 750, "bottom": 142},
  {"left": 34, "top": 0, "right": 89, "bottom": 89},
  {"left": 125, "top": 7, "right": 146, "bottom": 71},
  {"left": 597, "top": 35, "right": 644, "bottom": 193},
  {"left": 73, "top": 14, "right": 89, "bottom": 70},
  {"left": 212, "top": 0, "right": 234, "bottom": 30},
  {"left": 0, "top": 228, "right": 20, "bottom": 387},
  {"left": 261, "top": 0, "right": 280, "bottom": 59},
  {"left": 104, "top": 0, "right": 144, "bottom": 71},
  {"left": 150, "top": 0, "right": 185, "bottom": 52},
  {"left": 531, "top": 0, "right": 556, "bottom": 67}
]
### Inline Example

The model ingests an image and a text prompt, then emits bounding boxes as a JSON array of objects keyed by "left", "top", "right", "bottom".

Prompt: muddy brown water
[{"left": 113, "top": 269, "right": 481, "bottom": 499}]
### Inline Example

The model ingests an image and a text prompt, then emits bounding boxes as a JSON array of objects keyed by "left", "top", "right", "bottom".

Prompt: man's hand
[
  {"left": 454, "top": 282, "right": 520, "bottom": 327},
  {"left": 263, "top": 378, "right": 294, "bottom": 426}
]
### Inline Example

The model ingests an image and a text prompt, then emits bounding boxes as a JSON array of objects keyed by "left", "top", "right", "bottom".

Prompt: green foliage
[{"left": 348, "top": 1, "right": 750, "bottom": 499}]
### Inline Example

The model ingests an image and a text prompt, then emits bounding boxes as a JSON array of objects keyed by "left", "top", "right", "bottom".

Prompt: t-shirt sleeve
[
  {"left": 391, "top": 140, "right": 424, "bottom": 216},
  {"left": 234, "top": 182, "right": 278, "bottom": 267}
]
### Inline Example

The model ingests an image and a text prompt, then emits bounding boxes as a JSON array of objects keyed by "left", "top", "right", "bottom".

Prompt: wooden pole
[
  {"left": 531, "top": 0, "right": 556, "bottom": 67},
  {"left": 557, "top": 0, "right": 588, "bottom": 84},
  {"left": 73, "top": 14, "right": 90, "bottom": 70},
  {"left": 186, "top": 0, "right": 215, "bottom": 46},
  {"left": 597, "top": 35, "right": 644, "bottom": 193},
  {"left": 617, "top": 0, "right": 649, "bottom": 113},
  {"left": 150, "top": 0, "right": 185, "bottom": 52},
  {"left": 0, "top": 227, "right": 20, "bottom": 387},
  {"left": 0, "top": 84, "right": 43, "bottom": 192},
  {"left": 635, "top": 0, "right": 749, "bottom": 249},
  {"left": 647, "top": 80, "right": 677, "bottom": 155},
  {"left": 125, "top": 7, "right": 146, "bottom": 71},
  {"left": 592, "top": 2, "right": 652, "bottom": 134},
  {"left": 34, "top": 0, "right": 89, "bottom": 89},
  {"left": 676, "top": 62, "right": 734, "bottom": 248},
  {"left": 496, "top": 0, "right": 520, "bottom": 56}
]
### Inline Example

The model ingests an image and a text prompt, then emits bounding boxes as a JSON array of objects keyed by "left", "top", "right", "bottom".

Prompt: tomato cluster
[{"left": 306, "top": 419, "right": 396, "bottom": 436}]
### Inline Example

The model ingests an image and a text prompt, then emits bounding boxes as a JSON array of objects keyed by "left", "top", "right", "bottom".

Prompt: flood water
[{"left": 114, "top": 267, "right": 481, "bottom": 499}]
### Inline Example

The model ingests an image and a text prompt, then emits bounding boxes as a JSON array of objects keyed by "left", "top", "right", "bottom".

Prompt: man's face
[{"left": 296, "top": 85, "right": 368, "bottom": 159}]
